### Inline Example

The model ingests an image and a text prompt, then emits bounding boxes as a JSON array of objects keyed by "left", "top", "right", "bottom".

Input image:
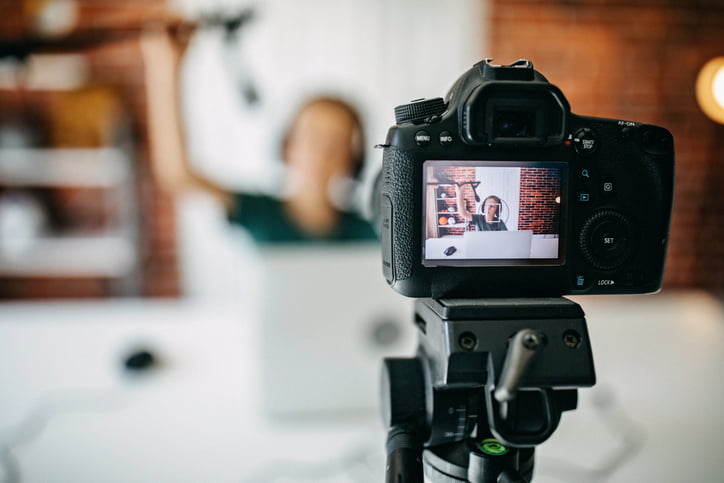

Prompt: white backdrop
[
  {"left": 173, "top": 0, "right": 486, "bottom": 192},
  {"left": 475, "top": 166, "right": 520, "bottom": 229}
]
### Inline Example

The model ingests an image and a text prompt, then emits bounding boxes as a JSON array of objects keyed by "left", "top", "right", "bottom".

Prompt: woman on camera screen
[{"left": 455, "top": 188, "right": 508, "bottom": 231}]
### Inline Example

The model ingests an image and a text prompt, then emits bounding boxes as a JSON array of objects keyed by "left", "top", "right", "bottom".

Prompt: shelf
[
  {"left": 0, "top": 24, "right": 145, "bottom": 58},
  {"left": 0, "top": 147, "right": 130, "bottom": 187},
  {"left": 0, "top": 234, "right": 136, "bottom": 277},
  {"left": 0, "top": 146, "right": 138, "bottom": 283}
]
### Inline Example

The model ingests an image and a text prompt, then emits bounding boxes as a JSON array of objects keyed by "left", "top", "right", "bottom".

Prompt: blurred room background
[
  {"left": 0, "top": 1, "right": 723, "bottom": 482},
  {"left": 0, "top": 0, "right": 722, "bottom": 299}
]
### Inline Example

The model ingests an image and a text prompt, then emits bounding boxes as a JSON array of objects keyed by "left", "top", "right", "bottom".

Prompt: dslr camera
[{"left": 379, "top": 59, "right": 674, "bottom": 299}]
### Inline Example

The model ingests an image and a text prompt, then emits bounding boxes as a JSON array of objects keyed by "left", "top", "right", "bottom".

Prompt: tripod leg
[
  {"left": 386, "top": 426, "right": 423, "bottom": 483},
  {"left": 497, "top": 468, "right": 529, "bottom": 483}
]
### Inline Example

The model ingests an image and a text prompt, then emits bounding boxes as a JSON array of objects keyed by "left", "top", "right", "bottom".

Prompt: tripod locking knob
[{"left": 494, "top": 329, "right": 545, "bottom": 404}]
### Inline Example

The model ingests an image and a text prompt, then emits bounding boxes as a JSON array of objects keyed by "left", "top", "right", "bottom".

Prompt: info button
[{"left": 439, "top": 131, "right": 454, "bottom": 146}]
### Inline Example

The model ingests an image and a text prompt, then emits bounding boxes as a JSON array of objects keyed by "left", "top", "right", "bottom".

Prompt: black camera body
[{"left": 379, "top": 59, "right": 674, "bottom": 298}]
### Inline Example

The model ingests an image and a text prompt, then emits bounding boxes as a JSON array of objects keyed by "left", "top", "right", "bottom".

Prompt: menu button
[{"left": 415, "top": 131, "right": 432, "bottom": 146}]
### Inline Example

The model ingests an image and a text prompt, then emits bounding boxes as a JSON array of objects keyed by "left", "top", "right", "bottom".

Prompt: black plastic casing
[{"left": 380, "top": 60, "right": 674, "bottom": 299}]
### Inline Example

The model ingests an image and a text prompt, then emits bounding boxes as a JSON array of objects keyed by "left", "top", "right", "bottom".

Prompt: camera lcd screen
[{"left": 422, "top": 161, "right": 566, "bottom": 267}]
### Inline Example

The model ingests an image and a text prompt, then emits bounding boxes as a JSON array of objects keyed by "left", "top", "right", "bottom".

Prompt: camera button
[
  {"left": 591, "top": 222, "right": 630, "bottom": 260},
  {"left": 574, "top": 274, "right": 590, "bottom": 289},
  {"left": 601, "top": 177, "right": 615, "bottom": 197},
  {"left": 439, "top": 131, "right": 454, "bottom": 146},
  {"left": 573, "top": 128, "right": 598, "bottom": 156},
  {"left": 595, "top": 229, "right": 626, "bottom": 258},
  {"left": 619, "top": 125, "right": 635, "bottom": 139},
  {"left": 415, "top": 130, "right": 432, "bottom": 146},
  {"left": 579, "top": 210, "right": 633, "bottom": 270}
]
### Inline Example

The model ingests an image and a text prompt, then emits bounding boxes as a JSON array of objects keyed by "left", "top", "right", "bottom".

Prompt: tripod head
[{"left": 381, "top": 298, "right": 596, "bottom": 482}]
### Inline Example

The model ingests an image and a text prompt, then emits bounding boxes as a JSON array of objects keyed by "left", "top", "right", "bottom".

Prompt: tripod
[{"left": 381, "top": 298, "right": 596, "bottom": 482}]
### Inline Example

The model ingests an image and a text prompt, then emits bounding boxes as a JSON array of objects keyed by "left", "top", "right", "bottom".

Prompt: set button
[{"left": 579, "top": 210, "right": 634, "bottom": 270}]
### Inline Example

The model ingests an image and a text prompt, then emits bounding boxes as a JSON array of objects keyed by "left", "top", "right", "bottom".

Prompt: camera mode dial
[
  {"left": 395, "top": 97, "right": 447, "bottom": 124},
  {"left": 579, "top": 210, "right": 634, "bottom": 270}
]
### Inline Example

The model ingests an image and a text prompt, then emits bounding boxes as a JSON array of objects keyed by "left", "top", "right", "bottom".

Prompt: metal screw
[
  {"left": 562, "top": 330, "right": 582, "bottom": 349},
  {"left": 522, "top": 331, "right": 542, "bottom": 350},
  {"left": 459, "top": 332, "right": 477, "bottom": 351}
]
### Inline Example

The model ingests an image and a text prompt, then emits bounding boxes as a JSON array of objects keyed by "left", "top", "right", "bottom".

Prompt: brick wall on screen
[
  {"left": 489, "top": 0, "right": 724, "bottom": 291},
  {"left": 519, "top": 168, "right": 560, "bottom": 235}
]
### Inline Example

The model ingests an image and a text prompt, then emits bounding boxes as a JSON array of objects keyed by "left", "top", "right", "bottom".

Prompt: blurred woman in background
[{"left": 140, "top": 24, "right": 375, "bottom": 243}]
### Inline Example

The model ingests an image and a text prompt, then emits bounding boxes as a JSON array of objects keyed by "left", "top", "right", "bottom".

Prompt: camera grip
[{"left": 382, "top": 146, "right": 419, "bottom": 285}]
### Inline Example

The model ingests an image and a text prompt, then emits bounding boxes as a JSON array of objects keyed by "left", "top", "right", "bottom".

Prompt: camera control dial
[
  {"left": 579, "top": 210, "right": 634, "bottom": 270},
  {"left": 395, "top": 97, "right": 447, "bottom": 124}
]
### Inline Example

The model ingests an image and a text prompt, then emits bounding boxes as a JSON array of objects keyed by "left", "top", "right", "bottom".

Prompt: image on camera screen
[{"left": 422, "top": 160, "right": 566, "bottom": 266}]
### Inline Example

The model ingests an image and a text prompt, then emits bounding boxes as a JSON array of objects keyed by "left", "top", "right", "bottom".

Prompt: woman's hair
[{"left": 280, "top": 96, "right": 366, "bottom": 179}]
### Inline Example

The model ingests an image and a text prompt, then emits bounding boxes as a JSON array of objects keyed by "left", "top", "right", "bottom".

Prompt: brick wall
[
  {"left": 489, "top": 0, "right": 724, "bottom": 291},
  {"left": 519, "top": 168, "right": 560, "bottom": 235},
  {"left": 86, "top": 36, "right": 180, "bottom": 298}
]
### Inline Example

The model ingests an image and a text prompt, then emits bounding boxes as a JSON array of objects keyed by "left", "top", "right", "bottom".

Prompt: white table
[{"left": 0, "top": 292, "right": 722, "bottom": 482}]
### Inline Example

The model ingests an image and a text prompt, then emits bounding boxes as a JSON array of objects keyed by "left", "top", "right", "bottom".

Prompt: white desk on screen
[{"left": 425, "top": 234, "right": 559, "bottom": 261}]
